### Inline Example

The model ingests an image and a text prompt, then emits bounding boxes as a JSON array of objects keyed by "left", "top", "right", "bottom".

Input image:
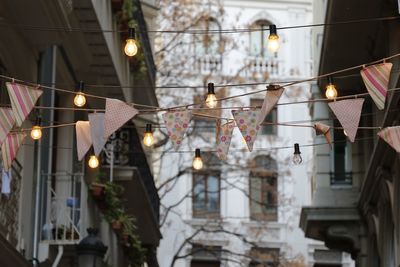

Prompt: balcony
[
  {"left": 194, "top": 54, "right": 222, "bottom": 75},
  {"left": 245, "top": 57, "right": 283, "bottom": 80},
  {"left": 330, "top": 172, "right": 352, "bottom": 186}
]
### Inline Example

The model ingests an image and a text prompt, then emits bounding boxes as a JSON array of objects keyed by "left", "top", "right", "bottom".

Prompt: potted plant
[{"left": 90, "top": 173, "right": 107, "bottom": 199}]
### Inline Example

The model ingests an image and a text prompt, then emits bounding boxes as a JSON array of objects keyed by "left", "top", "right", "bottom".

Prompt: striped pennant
[
  {"left": 1, "top": 132, "right": 26, "bottom": 171},
  {"left": 377, "top": 126, "right": 400, "bottom": 153},
  {"left": 6, "top": 82, "right": 43, "bottom": 126},
  {"left": 360, "top": 63, "right": 392, "bottom": 110},
  {"left": 0, "top": 108, "right": 15, "bottom": 145}
]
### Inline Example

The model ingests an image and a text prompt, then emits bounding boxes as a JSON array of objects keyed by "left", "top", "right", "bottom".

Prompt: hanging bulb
[
  {"left": 30, "top": 118, "right": 42, "bottom": 140},
  {"left": 325, "top": 76, "right": 338, "bottom": 100},
  {"left": 124, "top": 28, "right": 138, "bottom": 57},
  {"left": 143, "top": 124, "right": 155, "bottom": 147},
  {"left": 206, "top": 83, "right": 217, "bottom": 108},
  {"left": 74, "top": 81, "right": 86, "bottom": 107},
  {"left": 267, "top": 25, "right": 280, "bottom": 53},
  {"left": 343, "top": 130, "right": 348, "bottom": 137},
  {"left": 88, "top": 155, "right": 99, "bottom": 169},
  {"left": 192, "top": 148, "right": 203, "bottom": 170},
  {"left": 293, "top": 143, "right": 303, "bottom": 165}
]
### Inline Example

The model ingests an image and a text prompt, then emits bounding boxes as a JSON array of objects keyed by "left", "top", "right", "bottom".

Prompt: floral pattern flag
[
  {"left": 1, "top": 132, "right": 26, "bottom": 171},
  {"left": 216, "top": 120, "right": 235, "bottom": 160},
  {"left": 360, "top": 63, "right": 392, "bottom": 110},
  {"left": 0, "top": 108, "right": 15, "bottom": 145},
  {"left": 377, "top": 126, "right": 400, "bottom": 153},
  {"left": 162, "top": 110, "right": 192, "bottom": 150},
  {"left": 232, "top": 110, "right": 260, "bottom": 152},
  {"left": 6, "top": 82, "right": 43, "bottom": 126}
]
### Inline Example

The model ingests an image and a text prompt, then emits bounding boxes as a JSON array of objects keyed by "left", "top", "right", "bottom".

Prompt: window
[
  {"left": 330, "top": 119, "right": 352, "bottom": 186},
  {"left": 250, "top": 99, "right": 277, "bottom": 135},
  {"left": 249, "top": 247, "right": 280, "bottom": 267},
  {"left": 191, "top": 245, "right": 221, "bottom": 267},
  {"left": 193, "top": 153, "right": 221, "bottom": 218},
  {"left": 194, "top": 17, "right": 221, "bottom": 55},
  {"left": 249, "top": 20, "right": 276, "bottom": 58},
  {"left": 249, "top": 155, "right": 278, "bottom": 221}
]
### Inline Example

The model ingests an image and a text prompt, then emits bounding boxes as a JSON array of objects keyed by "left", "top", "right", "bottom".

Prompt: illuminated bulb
[
  {"left": 206, "top": 83, "right": 217, "bottom": 108},
  {"left": 74, "top": 81, "right": 86, "bottom": 107},
  {"left": 143, "top": 124, "right": 155, "bottom": 147},
  {"left": 325, "top": 76, "right": 338, "bottom": 100},
  {"left": 267, "top": 24, "right": 280, "bottom": 53},
  {"left": 293, "top": 143, "right": 303, "bottom": 165},
  {"left": 192, "top": 148, "right": 203, "bottom": 170},
  {"left": 124, "top": 28, "right": 138, "bottom": 57},
  {"left": 30, "top": 125, "right": 42, "bottom": 140},
  {"left": 88, "top": 155, "right": 99, "bottom": 169},
  {"left": 343, "top": 130, "right": 348, "bottom": 136}
]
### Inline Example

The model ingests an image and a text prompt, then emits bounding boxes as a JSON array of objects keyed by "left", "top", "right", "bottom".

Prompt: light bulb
[
  {"left": 192, "top": 148, "right": 203, "bottom": 170},
  {"left": 206, "top": 93, "right": 217, "bottom": 108},
  {"left": 74, "top": 92, "right": 86, "bottom": 107},
  {"left": 293, "top": 143, "right": 302, "bottom": 165},
  {"left": 124, "top": 39, "right": 138, "bottom": 57},
  {"left": 267, "top": 25, "right": 280, "bottom": 53},
  {"left": 143, "top": 124, "right": 154, "bottom": 147},
  {"left": 325, "top": 76, "right": 337, "bottom": 100},
  {"left": 30, "top": 125, "right": 42, "bottom": 140},
  {"left": 88, "top": 155, "right": 99, "bottom": 169},
  {"left": 343, "top": 130, "right": 348, "bottom": 136}
]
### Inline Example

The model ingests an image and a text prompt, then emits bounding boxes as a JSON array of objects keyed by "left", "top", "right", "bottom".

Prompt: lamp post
[{"left": 77, "top": 228, "right": 107, "bottom": 267}]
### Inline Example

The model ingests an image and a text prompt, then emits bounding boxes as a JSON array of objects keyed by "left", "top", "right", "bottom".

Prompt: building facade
[
  {"left": 154, "top": 0, "right": 336, "bottom": 266},
  {"left": 0, "top": 0, "right": 160, "bottom": 266}
]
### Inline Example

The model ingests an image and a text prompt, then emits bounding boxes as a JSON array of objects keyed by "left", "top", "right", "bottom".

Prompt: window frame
[{"left": 193, "top": 17, "right": 221, "bottom": 56}]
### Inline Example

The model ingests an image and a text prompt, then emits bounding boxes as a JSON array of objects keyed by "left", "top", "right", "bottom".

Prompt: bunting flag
[
  {"left": 257, "top": 86, "right": 284, "bottom": 125},
  {"left": 232, "top": 110, "right": 260, "bottom": 152},
  {"left": 216, "top": 120, "right": 235, "bottom": 160},
  {"left": 6, "top": 82, "right": 43, "bottom": 126},
  {"left": 104, "top": 98, "right": 139, "bottom": 139},
  {"left": 162, "top": 110, "right": 192, "bottom": 150},
  {"left": 377, "top": 126, "right": 400, "bottom": 153},
  {"left": 89, "top": 113, "right": 107, "bottom": 156},
  {"left": 314, "top": 122, "right": 332, "bottom": 148},
  {"left": 360, "top": 63, "right": 392, "bottom": 110},
  {"left": 328, "top": 99, "right": 364, "bottom": 142},
  {"left": 1, "top": 132, "right": 26, "bottom": 171},
  {"left": 0, "top": 108, "right": 16, "bottom": 145},
  {"left": 76, "top": 121, "right": 92, "bottom": 161}
]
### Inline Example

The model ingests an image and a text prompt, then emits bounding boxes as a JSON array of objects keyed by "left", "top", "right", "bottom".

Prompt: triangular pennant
[
  {"left": 216, "top": 120, "right": 235, "bottom": 160},
  {"left": 162, "top": 110, "right": 192, "bottom": 150},
  {"left": 0, "top": 108, "right": 16, "bottom": 145},
  {"left": 314, "top": 122, "right": 332, "bottom": 148},
  {"left": 89, "top": 113, "right": 107, "bottom": 156},
  {"left": 76, "top": 121, "right": 92, "bottom": 161},
  {"left": 232, "top": 110, "right": 260, "bottom": 152},
  {"left": 6, "top": 82, "right": 43, "bottom": 126},
  {"left": 360, "top": 63, "right": 392, "bottom": 110},
  {"left": 257, "top": 86, "right": 284, "bottom": 125},
  {"left": 377, "top": 126, "right": 400, "bottom": 153},
  {"left": 104, "top": 98, "right": 139, "bottom": 139},
  {"left": 328, "top": 99, "right": 364, "bottom": 142},
  {"left": 1, "top": 132, "right": 26, "bottom": 171}
]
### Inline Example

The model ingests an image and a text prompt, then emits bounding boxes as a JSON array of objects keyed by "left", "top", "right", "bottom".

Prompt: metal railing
[
  {"left": 245, "top": 56, "right": 283, "bottom": 78},
  {"left": 195, "top": 54, "right": 222, "bottom": 74}
]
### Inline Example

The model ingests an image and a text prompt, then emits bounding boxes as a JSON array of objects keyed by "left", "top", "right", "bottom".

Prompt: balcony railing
[
  {"left": 330, "top": 172, "right": 353, "bottom": 186},
  {"left": 195, "top": 54, "right": 222, "bottom": 75},
  {"left": 245, "top": 56, "right": 283, "bottom": 79}
]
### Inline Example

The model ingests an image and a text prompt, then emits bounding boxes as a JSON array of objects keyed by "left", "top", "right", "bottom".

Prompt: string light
[
  {"left": 292, "top": 143, "right": 302, "bottom": 165},
  {"left": 88, "top": 155, "right": 99, "bottom": 169},
  {"left": 74, "top": 81, "right": 86, "bottom": 107},
  {"left": 143, "top": 124, "right": 155, "bottom": 147},
  {"left": 343, "top": 130, "right": 348, "bottom": 137},
  {"left": 205, "top": 83, "right": 217, "bottom": 108},
  {"left": 325, "top": 76, "right": 338, "bottom": 100},
  {"left": 124, "top": 28, "right": 138, "bottom": 57},
  {"left": 30, "top": 118, "right": 42, "bottom": 140},
  {"left": 267, "top": 25, "right": 280, "bottom": 53},
  {"left": 192, "top": 148, "right": 203, "bottom": 170}
]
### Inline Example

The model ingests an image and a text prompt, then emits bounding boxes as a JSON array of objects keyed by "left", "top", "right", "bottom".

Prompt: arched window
[
  {"left": 193, "top": 17, "right": 221, "bottom": 56},
  {"left": 249, "top": 20, "right": 276, "bottom": 58},
  {"left": 249, "top": 155, "right": 278, "bottom": 221},
  {"left": 192, "top": 153, "right": 221, "bottom": 218}
]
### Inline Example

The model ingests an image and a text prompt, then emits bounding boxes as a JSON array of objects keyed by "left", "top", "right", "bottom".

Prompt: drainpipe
[{"left": 51, "top": 245, "right": 63, "bottom": 267}]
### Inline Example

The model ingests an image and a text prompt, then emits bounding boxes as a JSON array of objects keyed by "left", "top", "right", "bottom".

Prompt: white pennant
[
  {"left": 76, "top": 121, "right": 92, "bottom": 161},
  {"left": 104, "top": 98, "right": 139, "bottom": 139},
  {"left": 89, "top": 113, "right": 107, "bottom": 156}
]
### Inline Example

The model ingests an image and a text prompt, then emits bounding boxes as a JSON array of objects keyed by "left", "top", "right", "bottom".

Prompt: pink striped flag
[
  {"left": 0, "top": 108, "right": 15, "bottom": 145},
  {"left": 328, "top": 99, "right": 364, "bottom": 142},
  {"left": 104, "top": 98, "right": 139, "bottom": 139},
  {"left": 1, "top": 132, "right": 26, "bottom": 171},
  {"left": 6, "top": 82, "right": 43, "bottom": 126},
  {"left": 360, "top": 63, "right": 392, "bottom": 110},
  {"left": 377, "top": 126, "right": 400, "bottom": 153}
]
